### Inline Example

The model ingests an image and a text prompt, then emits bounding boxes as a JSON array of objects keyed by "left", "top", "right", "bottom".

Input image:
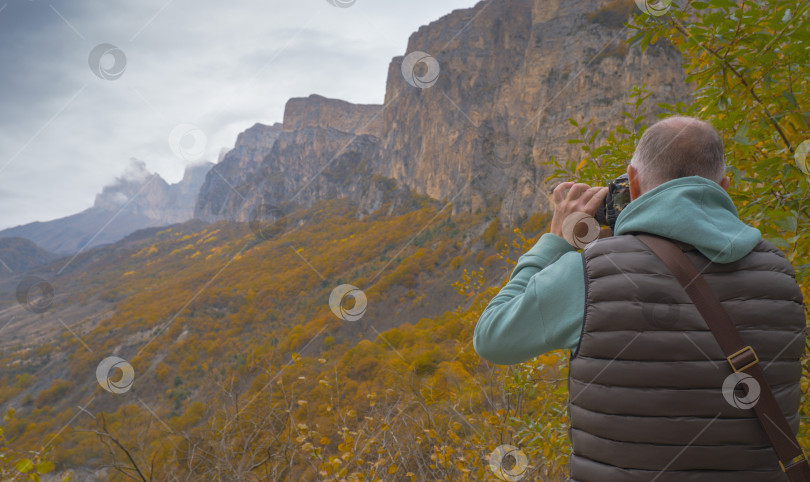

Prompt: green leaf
[
  {"left": 727, "top": 165, "right": 742, "bottom": 179},
  {"left": 731, "top": 121, "right": 752, "bottom": 145},
  {"left": 774, "top": 215, "right": 798, "bottom": 232},
  {"left": 782, "top": 91, "right": 798, "bottom": 109},
  {"left": 768, "top": 237, "right": 791, "bottom": 250}
]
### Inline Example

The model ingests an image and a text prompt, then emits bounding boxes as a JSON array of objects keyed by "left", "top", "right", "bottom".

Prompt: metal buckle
[
  {"left": 779, "top": 453, "right": 807, "bottom": 472},
  {"left": 727, "top": 345, "right": 758, "bottom": 373}
]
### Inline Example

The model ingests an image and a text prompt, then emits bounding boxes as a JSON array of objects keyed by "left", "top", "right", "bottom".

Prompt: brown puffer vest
[{"left": 568, "top": 234, "right": 806, "bottom": 482}]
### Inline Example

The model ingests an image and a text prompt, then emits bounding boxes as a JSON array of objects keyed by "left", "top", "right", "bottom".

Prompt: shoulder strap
[{"left": 636, "top": 234, "right": 810, "bottom": 481}]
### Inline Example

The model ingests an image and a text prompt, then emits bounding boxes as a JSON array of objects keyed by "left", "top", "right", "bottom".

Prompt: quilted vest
[{"left": 568, "top": 234, "right": 806, "bottom": 482}]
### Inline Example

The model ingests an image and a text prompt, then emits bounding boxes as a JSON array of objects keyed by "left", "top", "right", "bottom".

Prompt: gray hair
[{"left": 630, "top": 116, "right": 725, "bottom": 192}]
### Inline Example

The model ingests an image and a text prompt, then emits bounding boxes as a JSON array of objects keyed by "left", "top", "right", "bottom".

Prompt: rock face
[
  {"left": 283, "top": 95, "right": 383, "bottom": 137},
  {"left": 194, "top": 96, "right": 413, "bottom": 224},
  {"left": 0, "top": 160, "right": 213, "bottom": 254},
  {"left": 378, "top": 0, "right": 691, "bottom": 222},
  {"left": 195, "top": 0, "right": 691, "bottom": 225},
  {"left": 194, "top": 123, "right": 283, "bottom": 222}
]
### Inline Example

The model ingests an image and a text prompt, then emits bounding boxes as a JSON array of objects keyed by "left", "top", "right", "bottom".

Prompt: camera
[{"left": 595, "top": 174, "right": 631, "bottom": 230}]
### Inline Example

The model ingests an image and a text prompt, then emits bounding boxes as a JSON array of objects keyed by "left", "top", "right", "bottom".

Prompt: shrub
[{"left": 34, "top": 380, "right": 73, "bottom": 408}]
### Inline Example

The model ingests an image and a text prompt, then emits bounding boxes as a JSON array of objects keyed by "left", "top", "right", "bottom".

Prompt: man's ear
[
  {"left": 720, "top": 176, "right": 731, "bottom": 191},
  {"left": 627, "top": 164, "right": 642, "bottom": 200}
]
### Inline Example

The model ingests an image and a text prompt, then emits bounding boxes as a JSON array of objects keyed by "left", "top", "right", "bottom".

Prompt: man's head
[{"left": 627, "top": 116, "right": 729, "bottom": 199}]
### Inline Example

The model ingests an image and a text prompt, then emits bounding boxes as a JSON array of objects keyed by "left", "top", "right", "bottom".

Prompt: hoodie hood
[{"left": 614, "top": 176, "right": 761, "bottom": 263}]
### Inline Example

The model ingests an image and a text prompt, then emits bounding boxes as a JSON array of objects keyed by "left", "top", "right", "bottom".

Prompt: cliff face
[
  {"left": 195, "top": 0, "right": 691, "bottom": 225},
  {"left": 194, "top": 123, "right": 283, "bottom": 222},
  {"left": 283, "top": 95, "right": 382, "bottom": 137},
  {"left": 195, "top": 95, "right": 415, "bottom": 224},
  {"left": 379, "top": 0, "right": 690, "bottom": 221}
]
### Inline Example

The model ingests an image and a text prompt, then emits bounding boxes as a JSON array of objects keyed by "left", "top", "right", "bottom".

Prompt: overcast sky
[{"left": 0, "top": 0, "right": 481, "bottom": 230}]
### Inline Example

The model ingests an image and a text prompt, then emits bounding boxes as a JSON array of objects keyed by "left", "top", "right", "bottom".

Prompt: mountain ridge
[
  {"left": 0, "top": 161, "right": 213, "bottom": 254},
  {"left": 0, "top": 237, "right": 55, "bottom": 273},
  {"left": 2, "top": 0, "right": 690, "bottom": 254},
  {"left": 193, "top": 0, "right": 691, "bottom": 227}
]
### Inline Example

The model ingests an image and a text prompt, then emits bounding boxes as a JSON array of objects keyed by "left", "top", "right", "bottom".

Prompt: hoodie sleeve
[{"left": 473, "top": 233, "right": 585, "bottom": 365}]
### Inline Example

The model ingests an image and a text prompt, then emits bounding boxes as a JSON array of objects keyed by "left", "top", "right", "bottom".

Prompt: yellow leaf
[{"left": 15, "top": 459, "right": 33, "bottom": 473}]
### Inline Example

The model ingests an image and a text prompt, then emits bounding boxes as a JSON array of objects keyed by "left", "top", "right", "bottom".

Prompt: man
[{"left": 474, "top": 116, "right": 806, "bottom": 480}]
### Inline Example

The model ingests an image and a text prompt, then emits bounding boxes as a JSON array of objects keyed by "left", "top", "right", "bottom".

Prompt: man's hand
[{"left": 549, "top": 182, "right": 609, "bottom": 239}]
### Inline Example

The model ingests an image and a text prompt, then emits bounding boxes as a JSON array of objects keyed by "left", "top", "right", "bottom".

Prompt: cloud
[
  {"left": 118, "top": 159, "right": 152, "bottom": 184},
  {"left": 110, "top": 192, "right": 129, "bottom": 207},
  {"left": 0, "top": 0, "right": 480, "bottom": 229}
]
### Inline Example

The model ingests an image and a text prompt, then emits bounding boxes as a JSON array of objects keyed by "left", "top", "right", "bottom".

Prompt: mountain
[
  {"left": 1, "top": 1, "right": 703, "bottom": 479},
  {"left": 193, "top": 98, "right": 409, "bottom": 224},
  {"left": 0, "top": 237, "right": 54, "bottom": 273},
  {"left": 194, "top": 0, "right": 690, "bottom": 226},
  {"left": 194, "top": 122, "right": 283, "bottom": 222},
  {"left": 0, "top": 160, "right": 213, "bottom": 254}
]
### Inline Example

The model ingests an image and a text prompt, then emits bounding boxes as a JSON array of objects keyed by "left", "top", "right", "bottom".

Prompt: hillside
[
  {"left": 0, "top": 191, "right": 562, "bottom": 480},
  {"left": 0, "top": 238, "right": 54, "bottom": 274}
]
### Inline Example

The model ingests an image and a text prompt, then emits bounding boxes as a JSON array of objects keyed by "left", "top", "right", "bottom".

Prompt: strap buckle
[
  {"left": 779, "top": 453, "right": 807, "bottom": 472},
  {"left": 727, "top": 345, "right": 758, "bottom": 373}
]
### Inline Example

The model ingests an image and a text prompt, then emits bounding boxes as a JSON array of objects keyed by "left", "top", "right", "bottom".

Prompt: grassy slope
[{"left": 1, "top": 194, "right": 574, "bottom": 480}]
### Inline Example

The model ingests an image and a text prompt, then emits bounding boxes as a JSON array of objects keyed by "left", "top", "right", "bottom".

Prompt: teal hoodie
[{"left": 473, "top": 176, "right": 762, "bottom": 365}]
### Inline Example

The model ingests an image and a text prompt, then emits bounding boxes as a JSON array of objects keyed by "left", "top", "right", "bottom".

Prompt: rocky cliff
[
  {"left": 379, "top": 0, "right": 690, "bottom": 222},
  {"left": 194, "top": 96, "right": 413, "bottom": 224},
  {"left": 283, "top": 95, "right": 383, "bottom": 137},
  {"left": 194, "top": 123, "right": 283, "bottom": 222},
  {"left": 194, "top": 0, "right": 691, "bottom": 225}
]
